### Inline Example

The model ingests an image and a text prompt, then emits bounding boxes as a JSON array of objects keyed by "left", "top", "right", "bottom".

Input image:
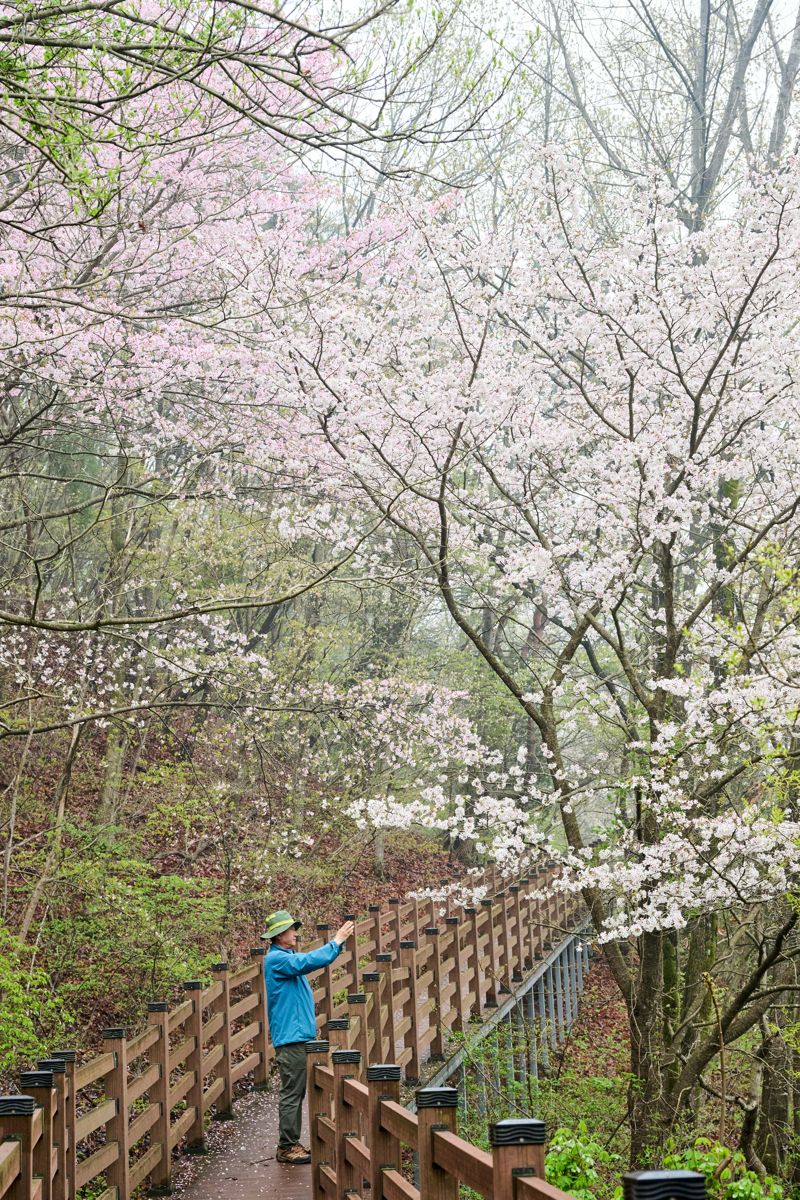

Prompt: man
[{"left": 262, "top": 909, "right": 355, "bottom": 1165}]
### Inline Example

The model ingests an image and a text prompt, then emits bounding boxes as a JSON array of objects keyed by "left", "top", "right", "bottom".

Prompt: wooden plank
[
  {"left": 432, "top": 1130, "right": 493, "bottom": 1197},
  {"left": 126, "top": 1025, "right": 160, "bottom": 1063},
  {"left": 76, "top": 1140, "right": 119, "bottom": 1189},
  {"left": 168, "top": 999, "right": 194, "bottom": 1033},
  {"left": 128, "top": 1062, "right": 159, "bottom": 1105},
  {"left": 169, "top": 1035, "right": 196, "bottom": 1072},
  {"left": 202, "top": 1043, "right": 224, "bottom": 1075},
  {"left": 93, "top": 1188, "right": 118, "bottom": 1200},
  {"left": 129, "top": 1102, "right": 160, "bottom": 1147},
  {"left": 344, "top": 1135, "right": 370, "bottom": 1177},
  {"left": 230, "top": 1019, "right": 260, "bottom": 1053},
  {"left": 516, "top": 1176, "right": 577, "bottom": 1200},
  {"left": 380, "top": 1100, "right": 418, "bottom": 1148},
  {"left": 202, "top": 1076, "right": 225, "bottom": 1114},
  {"left": 229, "top": 992, "right": 259, "bottom": 1023},
  {"left": 342, "top": 1077, "right": 369, "bottom": 1114},
  {"left": 317, "top": 1115, "right": 335, "bottom": 1146},
  {"left": 75, "top": 1098, "right": 116, "bottom": 1143},
  {"left": 383, "top": 1167, "right": 421, "bottom": 1200},
  {"left": 0, "top": 1139, "right": 20, "bottom": 1198},
  {"left": 169, "top": 1071, "right": 195, "bottom": 1108},
  {"left": 319, "top": 1164, "right": 337, "bottom": 1195},
  {"left": 202, "top": 980, "right": 224, "bottom": 1007},
  {"left": 202, "top": 1011, "right": 224, "bottom": 1042},
  {"left": 30, "top": 1179, "right": 41, "bottom": 1200},
  {"left": 314, "top": 1064, "right": 334, "bottom": 1094},
  {"left": 230, "top": 1051, "right": 260, "bottom": 1083},
  {"left": 169, "top": 1105, "right": 198, "bottom": 1151},
  {"left": 228, "top": 963, "right": 258, "bottom": 988},
  {"left": 129, "top": 1143, "right": 162, "bottom": 1192},
  {"left": 74, "top": 1052, "right": 115, "bottom": 1091}
]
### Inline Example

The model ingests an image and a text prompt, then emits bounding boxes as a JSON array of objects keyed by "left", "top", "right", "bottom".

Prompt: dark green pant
[{"left": 275, "top": 1042, "right": 307, "bottom": 1149}]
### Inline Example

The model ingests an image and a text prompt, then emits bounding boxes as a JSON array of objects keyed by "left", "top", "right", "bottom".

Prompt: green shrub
[
  {"left": 546, "top": 1122, "right": 621, "bottom": 1200},
  {"left": 0, "top": 921, "right": 73, "bottom": 1078},
  {"left": 662, "top": 1139, "right": 783, "bottom": 1200}
]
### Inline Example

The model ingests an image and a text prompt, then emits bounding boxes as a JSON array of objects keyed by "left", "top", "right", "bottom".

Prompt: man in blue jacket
[{"left": 263, "top": 909, "right": 354, "bottom": 1165}]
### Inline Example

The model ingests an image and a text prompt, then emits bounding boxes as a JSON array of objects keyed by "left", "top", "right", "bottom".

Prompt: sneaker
[{"left": 276, "top": 1145, "right": 311, "bottom": 1165}]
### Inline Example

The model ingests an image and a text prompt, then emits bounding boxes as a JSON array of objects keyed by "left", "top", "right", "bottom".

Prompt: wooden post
[
  {"left": 250, "top": 947, "right": 270, "bottom": 1086},
  {"left": 369, "top": 905, "right": 383, "bottom": 958},
  {"left": 343, "top": 913, "right": 359, "bottom": 995},
  {"left": 416, "top": 1087, "right": 458, "bottom": 1200},
  {"left": 317, "top": 924, "right": 334, "bottom": 1026},
  {"left": 102, "top": 1027, "right": 131, "bottom": 1195},
  {"left": 327, "top": 1016, "right": 351, "bottom": 1050},
  {"left": 510, "top": 885, "right": 525, "bottom": 981},
  {"left": 366, "top": 1065, "right": 401, "bottom": 1198},
  {"left": 480, "top": 898, "right": 500, "bottom": 1007},
  {"left": 496, "top": 892, "right": 513, "bottom": 993},
  {"left": 445, "top": 918, "right": 468, "bottom": 1033},
  {"left": 400, "top": 940, "right": 421, "bottom": 1083},
  {"left": 146, "top": 1002, "right": 172, "bottom": 1194},
  {"left": 388, "top": 898, "right": 402, "bottom": 956},
  {"left": 211, "top": 961, "right": 233, "bottom": 1117},
  {"left": 37, "top": 1061, "right": 66, "bottom": 1200},
  {"left": 19, "top": 1072, "right": 54, "bottom": 1200},
  {"left": 347, "top": 995, "right": 369, "bottom": 1069},
  {"left": 490, "top": 1117, "right": 547, "bottom": 1200},
  {"left": 410, "top": 897, "right": 422, "bottom": 947},
  {"left": 1, "top": 1093, "right": 37, "bottom": 1200},
  {"left": 50, "top": 1050, "right": 76, "bottom": 1200},
  {"left": 182, "top": 984, "right": 206, "bottom": 1150},
  {"left": 306, "top": 1040, "right": 330, "bottom": 1200},
  {"left": 362, "top": 972, "right": 382, "bottom": 1062},
  {"left": 331, "top": 1050, "right": 360, "bottom": 1199},
  {"left": 464, "top": 907, "right": 483, "bottom": 1017},
  {"left": 425, "top": 926, "right": 445, "bottom": 1059},
  {"left": 375, "top": 954, "right": 394, "bottom": 1061}
]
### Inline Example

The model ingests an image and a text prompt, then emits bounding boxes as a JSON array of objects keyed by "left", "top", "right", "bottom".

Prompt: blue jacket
[{"left": 264, "top": 940, "right": 342, "bottom": 1047}]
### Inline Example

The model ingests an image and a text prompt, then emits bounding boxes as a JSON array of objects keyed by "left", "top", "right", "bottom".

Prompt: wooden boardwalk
[{"left": 172, "top": 1083, "right": 312, "bottom": 1200}]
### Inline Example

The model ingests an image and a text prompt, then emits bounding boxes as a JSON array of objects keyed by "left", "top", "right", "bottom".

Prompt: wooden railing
[
  {"left": 306, "top": 1059, "right": 576, "bottom": 1200},
  {"left": 0, "top": 866, "right": 585, "bottom": 1200}
]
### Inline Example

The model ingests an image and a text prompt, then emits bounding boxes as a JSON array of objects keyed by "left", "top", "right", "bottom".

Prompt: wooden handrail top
[
  {"left": 127, "top": 1024, "right": 160, "bottom": 1064},
  {"left": 313, "top": 1064, "right": 334, "bottom": 1093},
  {"left": 517, "top": 1176, "right": 580, "bottom": 1200},
  {"left": 202, "top": 979, "right": 224, "bottom": 1006},
  {"left": 167, "top": 999, "right": 194, "bottom": 1033},
  {"left": 380, "top": 1098, "right": 418, "bottom": 1147},
  {"left": 74, "top": 1051, "right": 115, "bottom": 1091},
  {"left": 227, "top": 962, "right": 258, "bottom": 989},
  {"left": 342, "top": 1076, "right": 368, "bottom": 1113},
  {"left": 432, "top": 1129, "right": 494, "bottom": 1197}
]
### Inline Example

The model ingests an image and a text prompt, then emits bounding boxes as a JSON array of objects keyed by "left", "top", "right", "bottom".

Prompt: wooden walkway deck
[{"left": 172, "top": 1082, "right": 312, "bottom": 1200}]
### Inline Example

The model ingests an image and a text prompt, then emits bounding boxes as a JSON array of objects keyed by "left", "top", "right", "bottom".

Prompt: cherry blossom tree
[{"left": 271, "top": 150, "right": 800, "bottom": 1156}]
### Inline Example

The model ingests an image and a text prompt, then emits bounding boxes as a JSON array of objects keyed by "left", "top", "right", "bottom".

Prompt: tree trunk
[{"left": 628, "top": 932, "right": 667, "bottom": 1163}]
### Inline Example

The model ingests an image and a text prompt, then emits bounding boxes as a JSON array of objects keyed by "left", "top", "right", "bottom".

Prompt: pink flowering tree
[{"left": 274, "top": 153, "right": 800, "bottom": 1157}]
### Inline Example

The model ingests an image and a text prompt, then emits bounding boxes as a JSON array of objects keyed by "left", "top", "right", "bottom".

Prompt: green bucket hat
[{"left": 261, "top": 909, "right": 302, "bottom": 940}]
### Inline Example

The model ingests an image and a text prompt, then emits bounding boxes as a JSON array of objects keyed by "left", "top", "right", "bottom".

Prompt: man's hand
[{"left": 334, "top": 920, "right": 355, "bottom": 946}]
